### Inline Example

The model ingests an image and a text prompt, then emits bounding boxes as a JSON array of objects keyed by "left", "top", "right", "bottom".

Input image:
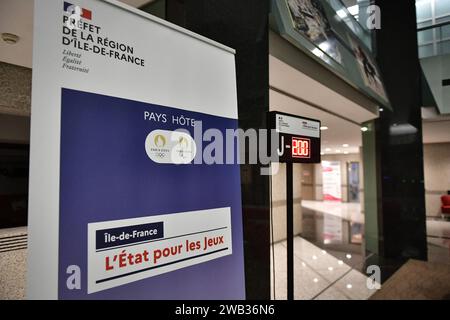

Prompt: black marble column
[
  {"left": 166, "top": 0, "right": 271, "bottom": 299},
  {"left": 373, "top": 0, "right": 427, "bottom": 262}
]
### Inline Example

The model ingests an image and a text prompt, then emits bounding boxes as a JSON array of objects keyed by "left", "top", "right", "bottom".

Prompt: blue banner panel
[{"left": 58, "top": 88, "right": 245, "bottom": 299}]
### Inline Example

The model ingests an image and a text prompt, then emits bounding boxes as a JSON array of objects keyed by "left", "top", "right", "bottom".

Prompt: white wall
[
  {"left": 271, "top": 163, "right": 303, "bottom": 243},
  {"left": 423, "top": 142, "right": 450, "bottom": 217}
]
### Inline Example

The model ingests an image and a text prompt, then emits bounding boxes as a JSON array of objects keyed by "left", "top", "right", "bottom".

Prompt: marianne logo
[
  {"left": 64, "top": 1, "right": 92, "bottom": 30},
  {"left": 64, "top": 2, "right": 92, "bottom": 19}
]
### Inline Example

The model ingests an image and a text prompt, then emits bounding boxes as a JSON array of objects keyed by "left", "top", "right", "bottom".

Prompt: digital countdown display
[
  {"left": 291, "top": 137, "right": 311, "bottom": 159},
  {"left": 268, "top": 111, "right": 321, "bottom": 164}
]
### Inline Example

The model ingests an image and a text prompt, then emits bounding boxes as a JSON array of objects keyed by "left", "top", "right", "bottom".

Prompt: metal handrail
[{"left": 417, "top": 20, "right": 450, "bottom": 32}]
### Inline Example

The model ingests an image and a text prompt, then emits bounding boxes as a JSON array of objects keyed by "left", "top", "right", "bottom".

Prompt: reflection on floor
[
  {"left": 270, "top": 200, "right": 450, "bottom": 300},
  {"left": 301, "top": 200, "right": 364, "bottom": 224},
  {"left": 270, "top": 237, "right": 379, "bottom": 300},
  {"left": 300, "top": 200, "right": 366, "bottom": 274},
  {"left": 427, "top": 217, "right": 450, "bottom": 266},
  {"left": 426, "top": 218, "right": 450, "bottom": 259},
  {"left": 301, "top": 200, "right": 450, "bottom": 268}
]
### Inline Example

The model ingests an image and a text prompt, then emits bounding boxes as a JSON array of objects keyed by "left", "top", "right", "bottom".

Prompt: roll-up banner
[{"left": 28, "top": 0, "right": 245, "bottom": 299}]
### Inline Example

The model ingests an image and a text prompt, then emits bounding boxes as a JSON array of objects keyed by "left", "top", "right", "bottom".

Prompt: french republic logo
[{"left": 64, "top": 1, "right": 92, "bottom": 20}]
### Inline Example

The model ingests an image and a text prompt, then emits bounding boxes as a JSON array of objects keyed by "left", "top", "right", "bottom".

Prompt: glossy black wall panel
[
  {"left": 374, "top": 0, "right": 427, "bottom": 261},
  {"left": 166, "top": 0, "right": 270, "bottom": 299}
]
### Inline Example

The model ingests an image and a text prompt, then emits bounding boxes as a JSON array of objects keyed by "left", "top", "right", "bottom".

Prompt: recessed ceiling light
[
  {"left": 1, "top": 33, "right": 20, "bottom": 45},
  {"left": 342, "top": 144, "right": 349, "bottom": 148},
  {"left": 320, "top": 126, "right": 328, "bottom": 131},
  {"left": 325, "top": 148, "right": 331, "bottom": 152},
  {"left": 361, "top": 127, "right": 369, "bottom": 132},
  {"left": 320, "top": 152, "right": 325, "bottom": 156},
  {"left": 336, "top": 150, "right": 341, "bottom": 153},
  {"left": 344, "top": 151, "right": 349, "bottom": 155},
  {"left": 379, "top": 108, "right": 384, "bottom": 112}
]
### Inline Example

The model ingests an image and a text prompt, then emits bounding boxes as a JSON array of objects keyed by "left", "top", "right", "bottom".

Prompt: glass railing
[
  {"left": 271, "top": 0, "right": 390, "bottom": 106},
  {"left": 325, "top": 0, "right": 373, "bottom": 50},
  {"left": 418, "top": 21, "right": 450, "bottom": 58}
]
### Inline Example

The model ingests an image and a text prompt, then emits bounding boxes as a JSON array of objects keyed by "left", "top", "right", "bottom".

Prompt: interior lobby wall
[
  {"left": 0, "top": 114, "right": 30, "bottom": 144},
  {"left": 423, "top": 142, "right": 450, "bottom": 217},
  {"left": 0, "top": 62, "right": 31, "bottom": 117},
  {"left": 312, "top": 153, "right": 362, "bottom": 203},
  {"left": 271, "top": 163, "right": 302, "bottom": 243},
  {"left": 0, "top": 61, "right": 31, "bottom": 144}
]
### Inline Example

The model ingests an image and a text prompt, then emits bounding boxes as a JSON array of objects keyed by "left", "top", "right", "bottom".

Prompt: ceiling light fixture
[
  {"left": 361, "top": 127, "right": 369, "bottom": 132},
  {"left": 342, "top": 144, "right": 349, "bottom": 148},
  {"left": 1, "top": 33, "right": 20, "bottom": 45},
  {"left": 320, "top": 126, "right": 329, "bottom": 131}
]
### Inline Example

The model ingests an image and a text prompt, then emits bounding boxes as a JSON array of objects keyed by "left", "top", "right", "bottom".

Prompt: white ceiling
[
  {"left": 270, "top": 89, "right": 362, "bottom": 155},
  {"left": 270, "top": 55, "right": 365, "bottom": 155},
  {"left": 269, "top": 55, "right": 378, "bottom": 124},
  {"left": 0, "top": 0, "right": 34, "bottom": 68},
  {"left": 0, "top": 0, "right": 152, "bottom": 68}
]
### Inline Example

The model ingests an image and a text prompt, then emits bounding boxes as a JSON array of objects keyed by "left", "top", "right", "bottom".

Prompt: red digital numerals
[{"left": 291, "top": 137, "right": 310, "bottom": 159}]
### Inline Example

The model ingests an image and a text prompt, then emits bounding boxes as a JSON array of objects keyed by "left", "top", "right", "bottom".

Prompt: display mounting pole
[
  {"left": 286, "top": 161, "right": 294, "bottom": 300},
  {"left": 268, "top": 111, "right": 321, "bottom": 301}
]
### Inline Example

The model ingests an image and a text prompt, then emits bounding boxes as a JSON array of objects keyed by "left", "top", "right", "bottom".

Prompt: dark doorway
[{"left": 0, "top": 143, "right": 29, "bottom": 229}]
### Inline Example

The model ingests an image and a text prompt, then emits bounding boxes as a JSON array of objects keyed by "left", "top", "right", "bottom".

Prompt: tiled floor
[{"left": 270, "top": 237, "right": 380, "bottom": 300}]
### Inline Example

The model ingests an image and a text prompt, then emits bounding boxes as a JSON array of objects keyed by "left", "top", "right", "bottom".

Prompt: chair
[{"left": 441, "top": 195, "right": 450, "bottom": 218}]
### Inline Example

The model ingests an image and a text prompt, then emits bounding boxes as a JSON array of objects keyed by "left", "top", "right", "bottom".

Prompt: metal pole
[{"left": 286, "top": 161, "right": 294, "bottom": 300}]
